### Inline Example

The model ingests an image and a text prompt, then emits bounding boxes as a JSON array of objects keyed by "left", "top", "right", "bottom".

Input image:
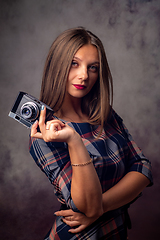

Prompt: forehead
[{"left": 74, "top": 44, "right": 99, "bottom": 62}]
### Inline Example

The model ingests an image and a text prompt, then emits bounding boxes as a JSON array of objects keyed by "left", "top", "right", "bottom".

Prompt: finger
[
  {"left": 62, "top": 218, "right": 79, "bottom": 227},
  {"left": 50, "top": 123, "right": 61, "bottom": 135},
  {"left": 68, "top": 224, "right": 86, "bottom": 233},
  {"left": 47, "top": 119, "right": 65, "bottom": 129},
  {"left": 46, "top": 121, "right": 50, "bottom": 130},
  {"left": 46, "top": 121, "right": 64, "bottom": 134},
  {"left": 64, "top": 216, "right": 73, "bottom": 221},
  {"left": 54, "top": 209, "right": 73, "bottom": 217},
  {"left": 31, "top": 120, "right": 38, "bottom": 136},
  {"left": 38, "top": 105, "right": 47, "bottom": 134},
  {"left": 31, "top": 121, "right": 43, "bottom": 139}
]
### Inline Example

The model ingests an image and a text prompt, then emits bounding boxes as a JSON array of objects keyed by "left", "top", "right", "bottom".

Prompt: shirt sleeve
[
  {"left": 29, "top": 136, "right": 77, "bottom": 209},
  {"left": 111, "top": 110, "right": 153, "bottom": 186}
]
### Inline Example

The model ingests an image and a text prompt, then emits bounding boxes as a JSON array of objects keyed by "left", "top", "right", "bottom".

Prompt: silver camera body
[{"left": 8, "top": 92, "right": 54, "bottom": 129}]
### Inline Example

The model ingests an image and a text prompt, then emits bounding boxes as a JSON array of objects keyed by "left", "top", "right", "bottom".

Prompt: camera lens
[
  {"left": 20, "top": 102, "right": 39, "bottom": 121},
  {"left": 22, "top": 108, "right": 31, "bottom": 116}
]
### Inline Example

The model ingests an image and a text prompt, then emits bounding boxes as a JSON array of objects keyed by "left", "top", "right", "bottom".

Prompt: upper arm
[
  {"left": 110, "top": 111, "right": 153, "bottom": 186},
  {"left": 29, "top": 136, "right": 74, "bottom": 206}
]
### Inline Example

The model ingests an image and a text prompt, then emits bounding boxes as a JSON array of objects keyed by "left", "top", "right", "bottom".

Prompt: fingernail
[
  {"left": 34, "top": 120, "right": 38, "bottom": 124},
  {"left": 41, "top": 105, "right": 44, "bottom": 110}
]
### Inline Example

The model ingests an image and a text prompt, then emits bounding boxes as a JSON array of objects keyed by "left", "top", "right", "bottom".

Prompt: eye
[
  {"left": 89, "top": 65, "right": 99, "bottom": 72},
  {"left": 71, "top": 60, "right": 78, "bottom": 67}
]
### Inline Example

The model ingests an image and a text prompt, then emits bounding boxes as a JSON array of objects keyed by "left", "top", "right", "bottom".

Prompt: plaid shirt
[{"left": 29, "top": 109, "right": 152, "bottom": 240}]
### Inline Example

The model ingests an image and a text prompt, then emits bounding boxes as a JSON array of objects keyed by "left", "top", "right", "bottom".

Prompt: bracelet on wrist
[{"left": 71, "top": 158, "right": 93, "bottom": 167}]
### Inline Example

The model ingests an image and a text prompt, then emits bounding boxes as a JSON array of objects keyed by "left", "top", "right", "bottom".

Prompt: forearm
[
  {"left": 68, "top": 132, "right": 103, "bottom": 218},
  {"left": 31, "top": 112, "right": 103, "bottom": 218},
  {"left": 102, "top": 171, "right": 150, "bottom": 212}
]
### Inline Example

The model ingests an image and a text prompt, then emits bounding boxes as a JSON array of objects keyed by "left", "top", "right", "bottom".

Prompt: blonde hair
[{"left": 40, "top": 27, "right": 113, "bottom": 128}]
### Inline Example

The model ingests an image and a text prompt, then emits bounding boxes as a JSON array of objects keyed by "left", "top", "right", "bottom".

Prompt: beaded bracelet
[{"left": 71, "top": 159, "right": 93, "bottom": 167}]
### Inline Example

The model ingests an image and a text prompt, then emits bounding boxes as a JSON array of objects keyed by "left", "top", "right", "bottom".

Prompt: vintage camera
[{"left": 8, "top": 91, "right": 54, "bottom": 129}]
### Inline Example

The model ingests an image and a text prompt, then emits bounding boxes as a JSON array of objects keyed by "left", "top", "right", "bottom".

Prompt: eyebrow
[{"left": 73, "top": 56, "right": 100, "bottom": 65}]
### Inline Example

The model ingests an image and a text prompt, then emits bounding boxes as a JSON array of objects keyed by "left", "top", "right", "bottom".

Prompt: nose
[{"left": 78, "top": 66, "right": 88, "bottom": 80}]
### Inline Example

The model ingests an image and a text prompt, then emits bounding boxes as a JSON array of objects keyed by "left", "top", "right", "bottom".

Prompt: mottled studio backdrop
[{"left": 0, "top": 0, "right": 160, "bottom": 239}]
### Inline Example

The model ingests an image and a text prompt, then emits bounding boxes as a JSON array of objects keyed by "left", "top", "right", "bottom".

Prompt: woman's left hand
[{"left": 54, "top": 209, "right": 98, "bottom": 233}]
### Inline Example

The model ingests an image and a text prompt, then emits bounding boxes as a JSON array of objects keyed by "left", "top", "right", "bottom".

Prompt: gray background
[{"left": 0, "top": 0, "right": 160, "bottom": 239}]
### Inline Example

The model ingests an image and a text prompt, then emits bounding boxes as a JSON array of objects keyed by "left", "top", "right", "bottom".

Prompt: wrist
[{"left": 67, "top": 129, "right": 82, "bottom": 146}]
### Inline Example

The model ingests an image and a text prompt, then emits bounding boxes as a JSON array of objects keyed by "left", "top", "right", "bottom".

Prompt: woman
[{"left": 29, "top": 27, "right": 153, "bottom": 240}]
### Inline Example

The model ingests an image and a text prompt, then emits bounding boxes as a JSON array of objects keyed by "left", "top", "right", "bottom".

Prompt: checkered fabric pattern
[{"left": 29, "top": 109, "right": 152, "bottom": 240}]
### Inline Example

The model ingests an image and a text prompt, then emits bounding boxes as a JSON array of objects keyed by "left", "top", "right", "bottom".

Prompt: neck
[{"left": 55, "top": 96, "right": 88, "bottom": 123}]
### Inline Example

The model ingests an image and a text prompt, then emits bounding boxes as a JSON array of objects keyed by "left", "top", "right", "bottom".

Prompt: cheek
[
  {"left": 67, "top": 73, "right": 72, "bottom": 83},
  {"left": 68, "top": 68, "right": 77, "bottom": 81},
  {"left": 90, "top": 74, "right": 98, "bottom": 87}
]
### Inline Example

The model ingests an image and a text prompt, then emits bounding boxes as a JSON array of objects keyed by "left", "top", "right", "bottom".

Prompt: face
[{"left": 66, "top": 44, "right": 99, "bottom": 100}]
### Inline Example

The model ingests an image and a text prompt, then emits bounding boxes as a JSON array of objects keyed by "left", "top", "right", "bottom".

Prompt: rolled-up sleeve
[{"left": 115, "top": 114, "right": 153, "bottom": 186}]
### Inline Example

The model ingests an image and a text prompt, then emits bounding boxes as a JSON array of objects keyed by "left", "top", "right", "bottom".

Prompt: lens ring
[{"left": 20, "top": 102, "right": 39, "bottom": 121}]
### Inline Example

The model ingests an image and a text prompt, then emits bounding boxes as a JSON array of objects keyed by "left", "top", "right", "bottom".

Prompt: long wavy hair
[{"left": 40, "top": 27, "right": 113, "bottom": 128}]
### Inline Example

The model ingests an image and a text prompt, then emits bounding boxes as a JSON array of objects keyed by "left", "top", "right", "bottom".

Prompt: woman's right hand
[
  {"left": 31, "top": 106, "right": 79, "bottom": 143},
  {"left": 54, "top": 209, "right": 99, "bottom": 234}
]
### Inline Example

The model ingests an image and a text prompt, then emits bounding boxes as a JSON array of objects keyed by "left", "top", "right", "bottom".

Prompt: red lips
[{"left": 73, "top": 84, "right": 86, "bottom": 90}]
